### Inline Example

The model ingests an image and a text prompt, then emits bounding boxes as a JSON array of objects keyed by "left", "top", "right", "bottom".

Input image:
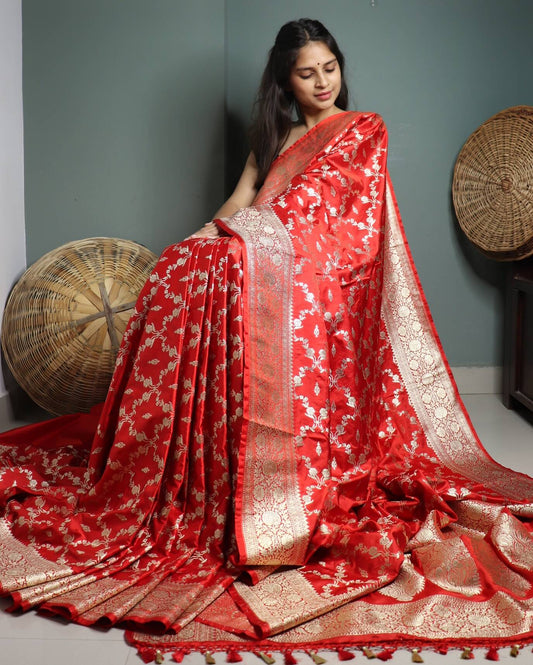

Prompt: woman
[
  {"left": 194, "top": 18, "right": 348, "bottom": 235},
  {"left": 1, "top": 19, "right": 533, "bottom": 661}
]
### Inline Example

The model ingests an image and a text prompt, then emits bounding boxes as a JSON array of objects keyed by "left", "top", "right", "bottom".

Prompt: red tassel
[
  {"left": 337, "top": 649, "right": 355, "bottom": 661},
  {"left": 485, "top": 647, "right": 499, "bottom": 661},
  {"left": 172, "top": 653, "right": 185, "bottom": 664},
  {"left": 284, "top": 653, "right": 298, "bottom": 665},
  {"left": 139, "top": 649, "right": 157, "bottom": 664},
  {"left": 437, "top": 647, "right": 448, "bottom": 655},
  {"left": 227, "top": 652, "right": 243, "bottom": 663},
  {"left": 376, "top": 650, "right": 393, "bottom": 661}
]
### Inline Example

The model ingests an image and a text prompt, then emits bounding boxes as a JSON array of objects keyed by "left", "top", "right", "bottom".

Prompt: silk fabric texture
[{"left": 1, "top": 112, "right": 533, "bottom": 656}]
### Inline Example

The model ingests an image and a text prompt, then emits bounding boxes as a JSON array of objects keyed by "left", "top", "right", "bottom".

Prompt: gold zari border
[
  {"left": 381, "top": 182, "right": 533, "bottom": 501},
  {"left": 224, "top": 205, "right": 309, "bottom": 566},
  {"left": 0, "top": 519, "right": 74, "bottom": 594},
  {"left": 132, "top": 590, "right": 533, "bottom": 646}
]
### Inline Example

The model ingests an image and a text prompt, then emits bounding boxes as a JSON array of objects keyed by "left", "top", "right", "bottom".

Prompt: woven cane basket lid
[
  {"left": 1, "top": 237, "right": 157, "bottom": 416},
  {"left": 452, "top": 105, "right": 533, "bottom": 260}
]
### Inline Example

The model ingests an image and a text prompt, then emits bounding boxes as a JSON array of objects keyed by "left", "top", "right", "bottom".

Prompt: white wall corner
[{"left": 0, "top": 0, "right": 27, "bottom": 397}]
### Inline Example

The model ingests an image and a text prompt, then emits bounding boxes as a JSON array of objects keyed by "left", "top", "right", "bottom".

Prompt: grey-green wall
[
  {"left": 22, "top": 0, "right": 533, "bottom": 367},
  {"left": 22, "top": 0, "right": 225, "bottom": 261}
]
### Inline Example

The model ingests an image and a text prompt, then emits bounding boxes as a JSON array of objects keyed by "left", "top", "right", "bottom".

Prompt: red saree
[{"left": 1, "top": 111, "right": 533, "bottom": 661}]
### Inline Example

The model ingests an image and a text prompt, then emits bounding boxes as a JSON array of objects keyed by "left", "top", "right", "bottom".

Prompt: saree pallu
[{"left": 1, "top": 111, "right": 533, "bottom": 660}]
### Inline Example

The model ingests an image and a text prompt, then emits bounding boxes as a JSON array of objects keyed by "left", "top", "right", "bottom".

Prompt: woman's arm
[
  {"left": 189, "top": 153, "right": 258, "bottom": 238},
  {"left": 213, "top": 152, "right": 259, "bottom": 219}
]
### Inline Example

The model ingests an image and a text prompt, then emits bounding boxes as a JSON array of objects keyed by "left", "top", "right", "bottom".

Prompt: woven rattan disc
[
  {"left": 452, "top": 105, "right": 533, "bottom": 260},
  {"left": 1, "top": 237, "right": 157, "bottom": 415}
]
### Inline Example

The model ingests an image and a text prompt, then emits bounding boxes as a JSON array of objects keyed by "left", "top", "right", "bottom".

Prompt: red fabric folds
[{"left": 1, "top": 112, "right": 533, "bottom": 657}]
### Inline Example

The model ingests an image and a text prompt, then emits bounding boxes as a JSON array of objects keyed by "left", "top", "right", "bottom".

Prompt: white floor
[{"left": 0, "top": 394, "right": 532, "bottom": 665}]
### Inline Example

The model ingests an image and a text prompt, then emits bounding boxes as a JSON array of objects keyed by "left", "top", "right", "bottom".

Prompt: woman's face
[{"left": 288, "top": 41, "right": 342, "bottom": 121}]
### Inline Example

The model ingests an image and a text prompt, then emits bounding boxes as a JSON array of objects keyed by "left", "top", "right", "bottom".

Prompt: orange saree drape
[{"left": 1, "top": 112, "right": 533, "bottom": 660}]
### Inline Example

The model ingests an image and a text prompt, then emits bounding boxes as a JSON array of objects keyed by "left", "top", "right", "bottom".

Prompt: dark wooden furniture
[{"left": 503, "top": 260, "right": 533, "bottom": 412}]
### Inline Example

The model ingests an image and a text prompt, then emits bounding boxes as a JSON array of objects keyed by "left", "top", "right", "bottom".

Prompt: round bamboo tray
[
  {"left": 1, "top": 237, "right": 157, "bottom": 415},
  {"left": 452, "top": 105, "right": 533, "bottom": 260}
]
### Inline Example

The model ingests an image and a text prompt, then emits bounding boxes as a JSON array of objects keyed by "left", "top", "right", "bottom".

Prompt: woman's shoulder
[
  {"left": 279, "top": 124, "right": 308, "bottom": 156},
  {"left": 279, "top": 111, "right": 384, "bottom": 155},
  {"left": 345, "top": 110, "right": 385, "bottom": 126},
  {"left": 341, "top": 111, "right": 387, "bottom": 139}
]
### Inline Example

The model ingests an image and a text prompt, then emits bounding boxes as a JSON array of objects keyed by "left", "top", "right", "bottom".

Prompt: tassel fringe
[
  {"left": 133, "top": 642, "right": 533, "bottom": 664},
  {"left": 139, "top": 649, "right": 157, "bottom": 664},
  {"left": 337, "top": 649, "right": 355, "bottom": 661}
]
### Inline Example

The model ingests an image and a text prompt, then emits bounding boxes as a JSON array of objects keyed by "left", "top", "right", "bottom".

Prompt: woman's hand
[{"left": 187, "top": 221, "right": 221, "bottom": 239}]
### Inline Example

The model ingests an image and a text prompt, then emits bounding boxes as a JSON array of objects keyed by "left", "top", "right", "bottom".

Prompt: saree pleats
[
  {"left": 1, "top": 236, "right": 245, "bottom": 628},
  {"left": 1, "top": 111, "right": 533, "bottom": 656}
]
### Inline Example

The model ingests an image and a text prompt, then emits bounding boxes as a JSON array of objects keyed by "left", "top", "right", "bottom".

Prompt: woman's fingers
[{"left": 187, "top": 222, "right": 221, "bottom": 239}]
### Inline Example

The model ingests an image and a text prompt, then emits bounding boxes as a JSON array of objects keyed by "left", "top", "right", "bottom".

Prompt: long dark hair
[{"left": 250, "top": 19, "right": 349, "bottom": 187}]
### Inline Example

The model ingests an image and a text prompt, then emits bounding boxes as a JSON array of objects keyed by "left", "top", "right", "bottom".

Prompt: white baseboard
[{"left": 450, "top": 366, "right": 502, "bottom": 395}]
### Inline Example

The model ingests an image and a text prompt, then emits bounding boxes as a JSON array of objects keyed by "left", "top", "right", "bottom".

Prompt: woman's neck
[{"left": 300, "top": 105, "right": 344, "bottom": 130}]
